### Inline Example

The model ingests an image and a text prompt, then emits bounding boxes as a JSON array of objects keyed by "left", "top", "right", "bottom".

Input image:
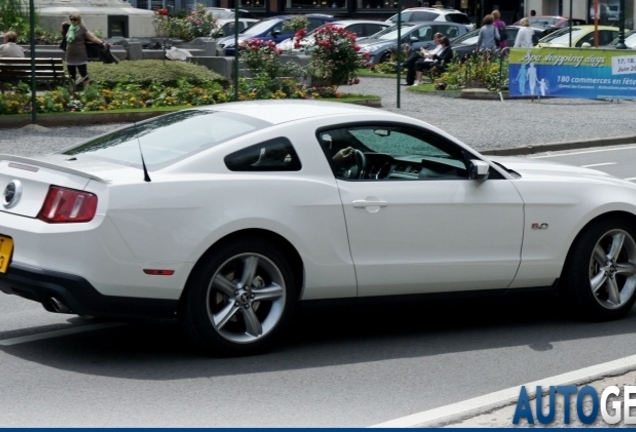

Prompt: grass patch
[
  {"left": 329, "top": 93, "right": 381, "bottom": 102},
  {"left": 406, "top": 83, "right": 462, "bottom": 96},
  {"left": 356, "top": 68, "right": 397, "bottom": 78}
]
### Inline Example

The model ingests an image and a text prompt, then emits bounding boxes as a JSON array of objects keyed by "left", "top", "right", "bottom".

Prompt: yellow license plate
[{"left": 0, "top": 235, "right": 14, "bottom": 274}]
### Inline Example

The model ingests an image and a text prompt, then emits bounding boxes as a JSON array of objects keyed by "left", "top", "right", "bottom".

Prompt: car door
[{"left": 316, "top": 123, "right": 524, "bottom": 297}]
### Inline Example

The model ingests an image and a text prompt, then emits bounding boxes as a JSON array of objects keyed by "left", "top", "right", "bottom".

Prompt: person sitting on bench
[
  {"left": 0, "top": 32, "right": 25, "bottom": 58},
  {"left": 405, "top": 32, "right": 443, "bottom": 86},
  {"left": 413, "top": 36, "right": 453, "bottom": 85}
]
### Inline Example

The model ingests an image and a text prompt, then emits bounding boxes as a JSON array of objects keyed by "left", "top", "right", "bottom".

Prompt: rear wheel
[
  {"left": 180, "top": 237, "right": 297, "bottom": 356},
  {"left": 563, "top": 217, "right": 636, "bottom": 321}
]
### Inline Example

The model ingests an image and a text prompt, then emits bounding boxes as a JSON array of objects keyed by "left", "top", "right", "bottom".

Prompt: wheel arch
[
  {"left": 562, "top": 210, "right": 636, "bottom": 274},
  {"left": 179, "top": 228, "right": 305, "bottom": 304}
]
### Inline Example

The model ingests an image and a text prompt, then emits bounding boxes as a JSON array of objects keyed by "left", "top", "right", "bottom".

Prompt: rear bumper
[{"left": 0, "top": 263, "right": 178, "bottom": 319}]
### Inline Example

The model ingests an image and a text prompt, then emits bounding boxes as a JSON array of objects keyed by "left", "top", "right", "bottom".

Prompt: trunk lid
[{"left": 0, "top": 154, "right": 140, "bottom": 218}]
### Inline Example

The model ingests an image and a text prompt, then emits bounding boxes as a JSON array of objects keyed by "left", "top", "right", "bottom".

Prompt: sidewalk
[{"left": 339, "top": 77, "right": 636, "bottom": 152}]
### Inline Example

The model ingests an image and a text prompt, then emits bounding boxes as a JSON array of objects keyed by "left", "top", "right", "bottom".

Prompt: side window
[
  {"left": 412, "top": 11, "right": 436, "bottom": 21},
  {"left": 346, "top": 24, "right": 364, "bottom": 37},
  {"left": 366, "top": 24, "right": 386, "bottom": 36},
  {"left": 307, "top": 18, "right": 324, "bottom": 31},
  {"left": 317, "top": 126, "right": 470, "bottom": 181},
  {"left": 416, "top": 26, "right": 433, "bottom": 40},
  {"left": 225, "top": 137, "right": 302, "bottom": 172},
  {"left": 436, "top": 25, "right": 459, "bottom": 38},
  {"left": 266, "top": 22, "right": 283, "bottom": 36}
]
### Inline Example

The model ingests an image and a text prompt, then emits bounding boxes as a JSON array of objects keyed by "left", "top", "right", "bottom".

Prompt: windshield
[
  {"left": 241, "top": 19, "right": 280, "bottom": 36},
  {"left": 539, "top": 28, "right": 585, "bottom": 44},
  {"left": 207, "top": 9, "right": 233, "bottom": 19},
  {"left": 452, "top": 28, "right": 479, "bottom": 44},
  {"left": 375, "top": 24, "right": 414, "bottom": 40},
  {"left": 63, "top": 110, "right": 270, "bottom": 170},
  {"left": 527, "top": 17, "right": 559, "bottom": 26},
  {"left": 388, "top": 12, "right": 412, "bottom": 23}
]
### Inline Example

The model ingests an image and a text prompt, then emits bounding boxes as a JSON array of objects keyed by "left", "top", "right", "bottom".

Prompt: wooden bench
[{"left": 0, "top": 57, "right": 70, "bottom": 93}]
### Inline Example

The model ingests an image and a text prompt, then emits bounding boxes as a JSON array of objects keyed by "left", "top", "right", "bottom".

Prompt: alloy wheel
[
  {"left": 588, "top": 229, "right": 636, "bottom": 310},
  {"left": 206, "top": 253, "right": 286, "bottom": 344}
]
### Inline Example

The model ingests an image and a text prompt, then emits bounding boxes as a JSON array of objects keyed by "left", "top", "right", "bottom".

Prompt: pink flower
[{"left": 195, "top": 19, "right": 202, "bottom": 25}]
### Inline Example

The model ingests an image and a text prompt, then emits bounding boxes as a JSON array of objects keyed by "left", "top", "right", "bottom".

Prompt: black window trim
[{"left": 315, "top": 121, "right": 505, "bottom": 182}]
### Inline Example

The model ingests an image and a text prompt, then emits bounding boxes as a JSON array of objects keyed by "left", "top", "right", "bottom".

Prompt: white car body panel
[{"left": 3, "top": 101, "right": 636, "bottom": 317}]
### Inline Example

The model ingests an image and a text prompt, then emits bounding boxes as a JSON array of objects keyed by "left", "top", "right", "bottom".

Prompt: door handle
[{"left": 352, "top": 199, "right": 388, "bottom": 208}]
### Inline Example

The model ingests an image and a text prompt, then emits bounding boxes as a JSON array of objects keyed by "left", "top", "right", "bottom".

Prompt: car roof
[
  {"left": 402, "top": 7, "right": 463, "bottom": 13},
  {"left": 197, "top": 100, "right": 386, "bottom": 125},
  {"left": 571, "top": 25, "right": 619, "bottom": 30},
  {"left": 333, "top": 20, "right": 390, "bottom": 25}
]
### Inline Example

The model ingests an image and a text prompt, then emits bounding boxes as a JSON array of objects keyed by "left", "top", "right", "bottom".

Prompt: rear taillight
[{"left": 37, "top": 186, "right": 98, "bottom": 223}]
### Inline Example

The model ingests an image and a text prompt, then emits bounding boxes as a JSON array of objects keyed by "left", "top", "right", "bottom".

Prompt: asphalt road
[{"left": 2, "top": 144, "right": 636, "bottom": 427}]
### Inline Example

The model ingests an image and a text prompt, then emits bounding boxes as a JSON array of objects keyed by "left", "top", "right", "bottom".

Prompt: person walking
[
  {"left": 491, "top": 10, "right": 507, "bottom": 48},
  {"left": 476, "top": 14, "right": 500, "bottom": 51},
  {"left": 0, "top": 32, "right": 25, "bottom": 57},
  {"left": 61, "top": 13, "right": 108, "bottom": 88},
  {"left": 514, "top": 18, "right": 535, "bottom": 47}
]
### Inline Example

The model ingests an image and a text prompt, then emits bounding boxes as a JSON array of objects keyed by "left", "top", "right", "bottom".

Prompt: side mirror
[
  {"left": 272, "top": 30, "right": 281, "bottom": 37},
  {"left": 410, "top": 36, "right": 419, "bottom": 43},
  {"left": 469, "top": 159, "right": 490, "bottom": 180}
]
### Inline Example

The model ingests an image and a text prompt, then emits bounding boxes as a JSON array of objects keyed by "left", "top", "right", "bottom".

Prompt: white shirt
[
  {"left": 514, "top": 27, "right": 534, "bottom": 48},
  {"left": 423, "top": 43, "right": 442, "bottom": 58}
]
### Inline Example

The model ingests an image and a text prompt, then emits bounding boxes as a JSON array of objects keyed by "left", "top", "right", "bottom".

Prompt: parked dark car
[
  {"left": 216, "top": 14, "right": 335, "bottom": 56},
  {"left": 426, "top": 25, "right": 552, "bottom": 60},
  {"left": 358, "top": 22, "right": 468, "bottom": 64}
]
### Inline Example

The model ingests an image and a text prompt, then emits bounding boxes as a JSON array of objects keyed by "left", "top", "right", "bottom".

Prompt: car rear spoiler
[{"left": 0, "top": 154, "right": 108, "bottom": 183}]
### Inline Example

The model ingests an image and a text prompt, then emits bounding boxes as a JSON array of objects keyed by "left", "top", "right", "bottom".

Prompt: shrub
[
  {"left": 154, "top": 3, "right": 217, "bottom": 42},
  {"left": 239, "top": 39, "right": 303, "bottom": 80},
  {"left": 308, "top": 24, "right": 365, "bottom": 88},
  {"left": 437, "top": 50, "right": 508, "bottom": 91},
  {"left": 88, "top": 60, "right": 227, "bottom": 88},
  {"left": 0, "top": 0, "right": 29, "bottom": 33},
  {"left": 282, "top": 15, "right": 308, "bottom": 33}
]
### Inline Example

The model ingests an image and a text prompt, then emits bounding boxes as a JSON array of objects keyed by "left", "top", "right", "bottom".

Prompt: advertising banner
[{"left": 508, "top": 47, "right": 636, "bottom": 99}]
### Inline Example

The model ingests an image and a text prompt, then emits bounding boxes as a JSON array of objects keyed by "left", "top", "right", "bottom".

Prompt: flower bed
[{"left": 0, "top": 78, "right": 372, "bottom": 115}]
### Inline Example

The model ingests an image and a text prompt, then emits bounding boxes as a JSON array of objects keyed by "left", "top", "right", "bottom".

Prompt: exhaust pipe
[{"left": 50, "top": 297, "right": 71, "bottom": 314}]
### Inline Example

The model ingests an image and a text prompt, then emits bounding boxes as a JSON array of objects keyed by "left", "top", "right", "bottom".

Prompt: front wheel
[
  {"left": 180, "top": 238, "right": 298, "bottom": 356},
  {"left": 562, "top": 217, "right": 636, "bottom": 321}
]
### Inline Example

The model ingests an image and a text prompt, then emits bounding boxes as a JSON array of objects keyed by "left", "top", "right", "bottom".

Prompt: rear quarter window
[{"left": 225, "top": 137, "right": 302, "bottom": 172}]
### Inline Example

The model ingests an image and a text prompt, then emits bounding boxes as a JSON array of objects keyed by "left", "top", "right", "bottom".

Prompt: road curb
[
  {"left": 372, "top": 354, "right": 636, "bottom": 427},
  {"left": 481, "top": 135, "right": 636, "bottom": 156}
]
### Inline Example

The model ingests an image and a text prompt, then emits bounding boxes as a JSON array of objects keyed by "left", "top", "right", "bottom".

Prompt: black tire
[
  {"left": 179, "top": 237, "right": 298, "bottom": 356},
  {"left": 562, "top": 216, "right": 636, "bottom": 321},
  {"left": 380, "top": 52, "right": 391, "bottom": 63}
]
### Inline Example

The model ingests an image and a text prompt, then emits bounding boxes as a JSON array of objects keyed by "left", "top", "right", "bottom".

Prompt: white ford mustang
[{"left": 1, "top": 100, "right": 636, "bottom": 355}]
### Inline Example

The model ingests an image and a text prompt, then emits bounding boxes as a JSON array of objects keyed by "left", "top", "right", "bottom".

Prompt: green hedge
[{"left": 88, "top": 60, "right": 227, "bottom": 88}]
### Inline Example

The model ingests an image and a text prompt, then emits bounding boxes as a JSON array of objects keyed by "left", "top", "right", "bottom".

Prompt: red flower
[
  {"left": 158, "top": 8, "right": 168, "bottom": 15},
  {"left": 294, "top": 42, "right": 301, "bottom": 49}
]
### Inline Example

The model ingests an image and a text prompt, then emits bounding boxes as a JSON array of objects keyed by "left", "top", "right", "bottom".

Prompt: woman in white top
[{"left": 514, "top": 18, "right": 535, "bottom": 48}]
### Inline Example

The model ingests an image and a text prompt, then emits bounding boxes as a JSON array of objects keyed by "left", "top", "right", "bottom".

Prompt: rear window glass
[
  {"left": 445, "top": 13, "right": 470, "bottom": 24},
  {"left": 63, "top": 110, "right": 270, "bottom": 170}
]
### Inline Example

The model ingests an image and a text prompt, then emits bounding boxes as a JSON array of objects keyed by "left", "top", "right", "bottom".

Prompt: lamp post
[
  {"left": 234, "top": 0, "right": 240, "bottom": 100},
  {"left": 615, "top": 0, "right": 627, "bottom": 49},
  {"left": 29, "top": 0, "right": 36, "bottom": 124},
  {"left": 396, "top": 0, "right": 402, "bottom": 109}
]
